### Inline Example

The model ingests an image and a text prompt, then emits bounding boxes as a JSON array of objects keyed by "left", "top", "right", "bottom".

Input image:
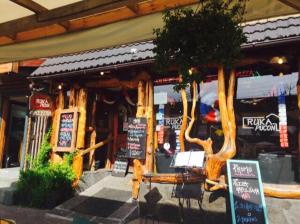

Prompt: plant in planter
[
  {"left": 14, "top": 130, "right": 76, "bottom": 208},
  {"left": 153, "top": 0, "right": 247, "bottom": 190}
]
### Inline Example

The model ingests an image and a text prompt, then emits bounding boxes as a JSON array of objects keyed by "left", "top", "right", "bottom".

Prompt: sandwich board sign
[{"left": 227, "top": 160, "right": 268, "bottom": 224}]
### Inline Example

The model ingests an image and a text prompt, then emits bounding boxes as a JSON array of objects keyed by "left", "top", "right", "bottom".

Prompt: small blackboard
[
  {"left": 227, "top": 160, "right": 268, "bottom": 224},
  {"left": 126, "top": 117, "right": 147, "bottom": 159},
  {"left": 56, "top": 108, "right": 78, "bottom": 152},
  {"left": 112, "top": 150, "right": 129, "bottom": 177}
]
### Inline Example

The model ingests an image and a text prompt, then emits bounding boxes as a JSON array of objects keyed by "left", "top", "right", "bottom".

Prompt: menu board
[
  {"left": 56, "top": 108, "right": 78, "bottom": 152},
  {"left": 227, "top": 160, "right": 268, "bottom": 224},
  {"left": 112, "top": 149, "right": 129, "bottom": 177},
  {"left": 126, "top": 117, "right": 147, "bottom": 159}
]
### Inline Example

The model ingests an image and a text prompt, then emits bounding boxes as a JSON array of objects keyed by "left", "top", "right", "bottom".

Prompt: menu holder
[
  {"left": 171, "top": 151, "right": 205, "bottom": 168},
  {"left": 227, "top": 160, "right": 268, "bottom": 224},
  {"left": 55, "top": 108, "right": 79, "bottom": 152}
]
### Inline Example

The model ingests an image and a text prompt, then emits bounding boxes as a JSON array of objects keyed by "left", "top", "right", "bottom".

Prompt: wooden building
[{"left": 27, "top": 14, "right": 300, "bottom": 198}]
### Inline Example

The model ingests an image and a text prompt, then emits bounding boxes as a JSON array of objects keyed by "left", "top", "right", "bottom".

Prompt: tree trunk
[
  {"left": 180, "top": 89, "right": 188, "bottom": 152},
  {"left": 185, "top": 81, "right": 213, "bottom": 154},
  {"left": 206, "top": 66, "right": 236, "bottom": 184}
]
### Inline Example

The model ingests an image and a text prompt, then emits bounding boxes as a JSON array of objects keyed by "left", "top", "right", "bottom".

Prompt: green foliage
[
  {"left": 14, "top": 129, "right": 76, "bottom": 209},
  {"left": 153, "top": 0, "right": 247, "bottom": 89}
]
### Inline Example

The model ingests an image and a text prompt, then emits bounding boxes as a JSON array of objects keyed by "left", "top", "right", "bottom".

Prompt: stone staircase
[{"left": 0, "top": 167, "right": 19, "bottom": 205}]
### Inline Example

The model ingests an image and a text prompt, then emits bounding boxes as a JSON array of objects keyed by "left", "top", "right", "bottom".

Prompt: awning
[{"left": 0, "top": 0, "right": 299, "bottom": 64}]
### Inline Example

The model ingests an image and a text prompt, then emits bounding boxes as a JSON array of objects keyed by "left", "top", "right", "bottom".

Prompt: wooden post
[
  {"left": 89, "top": 97, "right": 97, "bottom": 170},
  {"left": 0, "top": 97, "right": 9, "bottom": 168},
  {"left": 76, "top": 88, "right": 87, "bottom": 149},
  {"left": 51, "top": 90, "right": 64, "bottom": 163},
  {"left": 23, "top": 116, "right": 32, "bottom": 171},
  {"left": 146, "top": 80, "right": 154, "bottom": 172},
  {"left": 136, "top": 81, "right": 145, "bottom": 117},
  {"left": 69, "top": 87, "right": 76, "bottom": 108},
  {"left": 132, "top": 81, "right": 145, "bottom": 199},
  {"left": 112, "top": 111, "right": 118, "bottom": 164},
  {"left": 105, "top": 111, "right": 114, "bottom": 169}
]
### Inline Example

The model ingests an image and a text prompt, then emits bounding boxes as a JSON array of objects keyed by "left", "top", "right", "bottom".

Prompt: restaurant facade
[{"left": 19, "top": 14, "right": 300, "bottom": 198}]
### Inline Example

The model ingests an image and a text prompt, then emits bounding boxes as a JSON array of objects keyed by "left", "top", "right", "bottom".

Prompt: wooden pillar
[
  {"left": 69, "top": 87, "right": 76, "bottom": 108},
  {"left": 112, "top": 111, "right": 118, "bottom": 164},
  {"left": 51, "top": 90, "right": 64, "bottom": 163},
  {"left": 76, "top": 88, "right": 87, "bottom": 149},
  {"left": 89, "top": 97, "right": 97, "bottom": 170},
  {"left": 132, "top": 81, "right": 145, "bottom": 199},
  {"left": 105, "top": 111, "right": 114, "bottom": 169},
  {"left": 136, "top": 81, "right": 145, "bottom": 117},
  {"left": 146, "top": 80, "right": 154, "bottom": 172},
  {"left": 0, "top": 97, "right": 9, "bottom": 168}
]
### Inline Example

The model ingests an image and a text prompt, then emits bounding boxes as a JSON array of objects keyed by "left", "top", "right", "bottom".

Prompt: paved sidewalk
[{"left": 0, "top": 204, "right": 70, "bottom": 224}]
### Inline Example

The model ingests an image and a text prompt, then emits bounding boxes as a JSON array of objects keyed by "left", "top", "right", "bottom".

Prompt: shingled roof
[{"left": 31, "top": 14, "right": 300, "bottom": 77}]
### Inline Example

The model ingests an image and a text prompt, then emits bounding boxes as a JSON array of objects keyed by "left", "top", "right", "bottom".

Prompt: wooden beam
[
  {"left": 278, "top": 0, "right": 300, "bottom": 11},
  {"left": 0, "top": 97, "right": 9, "bottom": 168},
  {"left": 11, "top": 0, "right": 69, "bottom": 32},
  {"left": 0, "top": 0, "right": 146, "bottom": 37},
  {"left": 10, "top": 0, "right": 47, "bottom": 13},
  {"left": 126, "top": 0, "right": 139, "bottom": 15}
]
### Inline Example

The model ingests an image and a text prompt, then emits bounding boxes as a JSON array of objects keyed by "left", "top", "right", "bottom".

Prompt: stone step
[
  {"left": 0, "top": 168, "right": 19, "bottom": 205},
  {"left": 47, "top": 172, "right": 139, "bottom": 224}
]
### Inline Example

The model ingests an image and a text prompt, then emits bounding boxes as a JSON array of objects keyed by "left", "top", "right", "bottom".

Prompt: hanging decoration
[
  {"left": 278, "top": 86, "right": 289, "bottom": 148},
  {"left": 200, "top": 92, "right": 220, "bottom": 123}
]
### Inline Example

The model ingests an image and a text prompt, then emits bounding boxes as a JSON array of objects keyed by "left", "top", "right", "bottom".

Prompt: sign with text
[
  {"left": 56, "top": 108, "right": 78, "bottom": 152},
  {"left": 242, "top": 113, "right": 279, "bottom": 132},
  {"left": 30, "top": 93, "right": 53, "bottom": 117},
  {"left": 112, "top": 150, "right": 129, "bottom": 177},
  {"left": 227, "top": 160, "right": 268, "bottom": 224},
  {"left": 126, "top": 117, "right": 147, "bottom": 159}
]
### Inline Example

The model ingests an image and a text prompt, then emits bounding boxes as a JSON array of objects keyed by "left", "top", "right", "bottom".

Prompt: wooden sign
[
  {"left": 126, "top": 117, "right": 147, "bottom": 159},
  {"left": 227, "top": 160, "right": 268, "bottom": 224},
  {"left": 112, "top": 150, "right": 129, "bottom": 177},
  {"left": 55, "top": 108, "right": 78, "bottom": 152}
]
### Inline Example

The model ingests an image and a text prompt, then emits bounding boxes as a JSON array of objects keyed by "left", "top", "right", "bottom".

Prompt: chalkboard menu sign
[
  {"left": 56, "top": 108, "right": 78, "bottom": 152},
  {"left": 227, "top": 160, "right": 268, "bottom": 224},
  {"left": 112, "top": 149, "right": 129, "bottom": 177},
  {"left": 126, "top": 117, "right": 147, "bottom": 159}
]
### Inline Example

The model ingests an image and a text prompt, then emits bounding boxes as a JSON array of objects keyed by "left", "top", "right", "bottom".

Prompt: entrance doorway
[
  {"left": 89, "top": 89, "right": 136, "bottom": 170},
  {"left": 3, "top": 97, "right": 27, "bottom": 168}
]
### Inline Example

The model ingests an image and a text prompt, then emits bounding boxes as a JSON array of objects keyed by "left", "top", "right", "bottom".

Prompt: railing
[{"left": 79, "top": 135, "right": 113, "bottom": 156}]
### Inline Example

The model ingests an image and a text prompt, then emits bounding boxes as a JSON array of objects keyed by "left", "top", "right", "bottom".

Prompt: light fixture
[
  {"left": 100, "top": 71, "right": 104, "bottom": 76},
  {"left": 270, "top": 56, "right": 287, "bottom": 65},
  {"left": 58, "top": 84, "right": 63, "bottom": 90}
]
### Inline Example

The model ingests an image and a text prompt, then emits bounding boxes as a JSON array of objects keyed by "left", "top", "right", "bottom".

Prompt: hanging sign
[
  {"left": 126, "top": 117, "right": 147, "bottom": 159},
  {"left": 227, "top": 160, "right": 268, "bottom": 224},
  {"left": 29, "top": 93, "right": 53, "bottom": 116},
  {"left": 55, "top": 108, "right": 78, "bottom": 152}
]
